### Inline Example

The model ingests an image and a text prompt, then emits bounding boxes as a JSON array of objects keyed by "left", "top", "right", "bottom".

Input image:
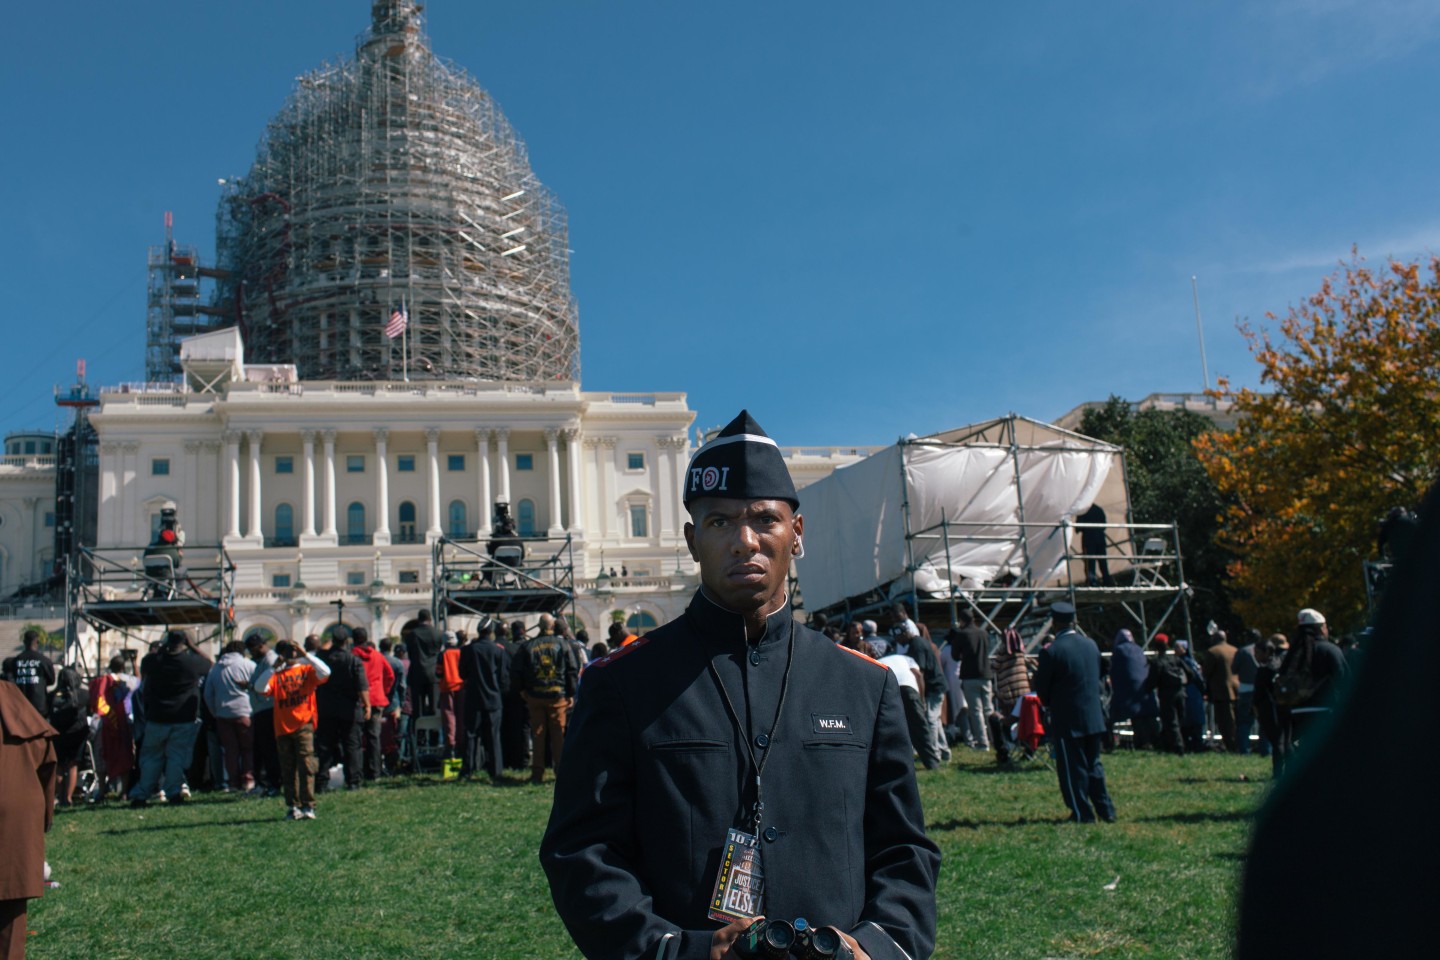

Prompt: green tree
[
  {"left": 1195, "top": 255, "right": 1440, "bottom": 632},
  {"left": 1080, "top": 398, "right": 1232, "bottom": 637}
]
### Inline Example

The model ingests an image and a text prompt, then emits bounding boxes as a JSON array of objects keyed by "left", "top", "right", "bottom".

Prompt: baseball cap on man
[
  {"left": 683, "top": 410, "right": 799, "bottom": 509},
  {"left": 1297, "top": 608, "right": 1327, "bottom": 626}
]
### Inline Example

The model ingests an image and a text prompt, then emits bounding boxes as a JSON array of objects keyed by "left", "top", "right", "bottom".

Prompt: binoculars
[{"left": 734, "top": 917, "right": 852, "bottom": 960}]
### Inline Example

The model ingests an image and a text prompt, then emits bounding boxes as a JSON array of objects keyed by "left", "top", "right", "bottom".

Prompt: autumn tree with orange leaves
[{"left": 1194, "top": 255, "right": 1440, "bottom": 633}]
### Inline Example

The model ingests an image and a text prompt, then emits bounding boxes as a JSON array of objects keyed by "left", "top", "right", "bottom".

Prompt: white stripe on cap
[{"left": 685, "top": 431, "right": 780, "bottom": 471}]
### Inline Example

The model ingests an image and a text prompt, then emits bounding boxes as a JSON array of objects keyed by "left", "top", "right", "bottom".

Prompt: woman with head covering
[
  {"left": 987, "top": 628, "right": 1034, "bottom": 764},
  {"left": 0, "top": 678, "right": 57, "bottom": 958},
  {"left": 1108, "top": 629, "right": 1160, "bottom": 748}
]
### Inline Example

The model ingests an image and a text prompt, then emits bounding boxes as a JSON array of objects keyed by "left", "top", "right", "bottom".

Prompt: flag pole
[{"left": 402, "top": 298, "right": 409, "bottom": 383}]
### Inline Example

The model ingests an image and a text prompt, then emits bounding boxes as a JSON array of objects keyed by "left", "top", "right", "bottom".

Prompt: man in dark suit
[
  {"left": 459, "top": 621, "right": 509, "bottom": 782},
  {"left": 1033, "top": 602, "right": 1116, "bottom": 824}
]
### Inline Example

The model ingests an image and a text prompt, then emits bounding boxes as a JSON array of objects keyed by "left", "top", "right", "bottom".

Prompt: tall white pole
[
  {"left": 401, "top": 299, "right": 409, "bottom": 384},
  {"left": 1191, "top": 276, "right": 1210, "bottom": 392}
]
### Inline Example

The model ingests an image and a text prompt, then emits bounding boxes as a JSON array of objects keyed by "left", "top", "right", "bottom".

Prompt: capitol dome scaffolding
[{"left": 214, "top": 1, "right": 580, "bottom": 383}]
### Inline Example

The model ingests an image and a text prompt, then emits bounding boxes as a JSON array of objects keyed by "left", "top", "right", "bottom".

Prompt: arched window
[
  {"left": 626, "top": 611, "right": 660, "bottom": 636},
  {"left": 398, "top": 501, "right": 417, "bottom": 544},
  {"left": 517, "top": 498, "right": 536, "bottom": 536},
  {"left": 346, "top": 502, "right": 366, "bottom": 544},
  {"left": 274, "top": 503, "right": 295, "bottom": 546},
  {"left": 448, "top": 500, "right": 468, "bottom": 538}
]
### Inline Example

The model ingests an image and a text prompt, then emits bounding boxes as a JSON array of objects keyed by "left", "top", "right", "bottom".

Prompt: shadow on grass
[
  {"left": 928, "top": 814, "right": 1074, "bottom": 832},
  {"left": 1176, "top": 776, "right": 1261, "bottom": 785},
  {"left": 99, "top": 817, "right": 278, "bottom": 835},
  {"left": 369, "top": 775, "right": 540, "bottom": 790},
  {"left": 961, "top": 763, "right": 1052, "bottom": 776},
  {"left": 1132, "top": 810, "right": 1253, "bottom": 825}
]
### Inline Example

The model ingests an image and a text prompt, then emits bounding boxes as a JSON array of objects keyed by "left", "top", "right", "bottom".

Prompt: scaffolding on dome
[{"left": 213, "top": 1, "right": 579, "bottom": 384}]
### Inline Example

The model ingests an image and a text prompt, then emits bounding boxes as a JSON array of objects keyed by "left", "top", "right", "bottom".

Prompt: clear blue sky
[{"left": 2, "top": 1, "right": 1437, "bottom": 446}]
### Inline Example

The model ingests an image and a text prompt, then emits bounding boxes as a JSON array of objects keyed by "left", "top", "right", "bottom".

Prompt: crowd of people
[
  {"left": 0, "top": 611, "right": 647, "bottom": 822},
  {"left": 808, "top": 601, "right": 1355, "bottom": 778}
]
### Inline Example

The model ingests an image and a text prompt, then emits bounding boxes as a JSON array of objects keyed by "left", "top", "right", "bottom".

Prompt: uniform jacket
[
  {"left": 1108, "top": 634, "right": 1156, "bottom": 721},
  {"left": 1033, "top": 627, "right": 1107, "bottom": 738},
  {"left": 540, "top": 591, "right": 940, "bottom": 960},
  {"left": 458, "top": 639, "right": 509, "bottom": 712},
  {"left": 0, "top": 680, "right": 57, "bottom": 901}
]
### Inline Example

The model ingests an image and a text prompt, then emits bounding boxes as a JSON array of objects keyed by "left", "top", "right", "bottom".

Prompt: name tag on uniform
[
  {"left": 811, "top": 714, "right": 852, "bottom": 735},
  {"left": 708, "top": 828, "right": 764, "bottom": 924}
]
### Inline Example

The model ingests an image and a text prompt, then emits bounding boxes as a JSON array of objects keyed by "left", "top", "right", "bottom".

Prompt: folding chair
[
  {"left": 411, "top": 714, "right": 445, "bottom": 772},
  {"left": 1010, "top": 694, "right": 1052, "bottom": 769}
]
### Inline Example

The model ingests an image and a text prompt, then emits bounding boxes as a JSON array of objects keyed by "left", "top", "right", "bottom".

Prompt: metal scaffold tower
[
  {"left": 213, "top": 1, "right": 580, "bottom": 384},
  {"left": 147, "top": 212, "right": 231, "bottom": 382}
]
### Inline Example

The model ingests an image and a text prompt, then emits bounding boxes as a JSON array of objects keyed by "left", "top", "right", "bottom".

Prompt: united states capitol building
[{"left": 1, "top": 3, "right": 869, "bottom": 655}]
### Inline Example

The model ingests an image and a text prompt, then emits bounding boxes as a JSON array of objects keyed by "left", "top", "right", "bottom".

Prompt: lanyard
[{"left": 708, "top": 617, "right": 796, "bottom": 836}]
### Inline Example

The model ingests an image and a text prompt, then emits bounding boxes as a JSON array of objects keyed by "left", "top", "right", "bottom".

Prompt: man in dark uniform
[
  {"left": 459, "top": 620, "right": 509, "bottom": 782},
  {"left": 1033, "top": 602, "right": 1116, "bottom": 824},
  {"left": 541, "top": 411, "right": 939, "bottom": 960},
  {"left": 313, "top": 624, "right": 370, "bottom": 792},
  {"left": 404, "top": 610, "right": 443, "bottom": 717}
]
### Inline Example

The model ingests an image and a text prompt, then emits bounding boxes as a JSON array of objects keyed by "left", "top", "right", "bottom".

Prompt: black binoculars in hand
[{"left": 734, "top": 917, "right": 852, "bottom": 960}]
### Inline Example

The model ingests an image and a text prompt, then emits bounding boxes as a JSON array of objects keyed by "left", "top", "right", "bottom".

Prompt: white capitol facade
[{"left": 59, "top": 332, "right": 868, "bottom": 652}]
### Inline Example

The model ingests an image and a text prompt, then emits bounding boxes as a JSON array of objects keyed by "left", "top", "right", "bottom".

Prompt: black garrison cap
[{"left": 683, "top": 410, "right": 799, "bottom": 509}]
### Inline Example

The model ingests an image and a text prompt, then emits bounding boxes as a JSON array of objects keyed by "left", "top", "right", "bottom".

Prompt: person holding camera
[
  {"left": 253, "top": 639, "right": 331, "bottom": 820},
  {"left": 541, "top": 411, "right": 939, "bottom": 960}
]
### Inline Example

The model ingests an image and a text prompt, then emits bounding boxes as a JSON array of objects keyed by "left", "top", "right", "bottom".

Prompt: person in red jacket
[
  {"left": 438, "top": 632, "right": 465, "bottom": 757},
  {"left": 351, "top": 627, "right": 395, "bottom": 781}
]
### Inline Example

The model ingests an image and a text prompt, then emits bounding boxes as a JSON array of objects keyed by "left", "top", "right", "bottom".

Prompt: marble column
[
  {"left": 373, "top": 428, "right": 392, "bottom": 545},
  {"left": 476, "top": 428, "right": 493, "bottom": 537},
  {"left": 425, "top": 427, "right": 443, "bottom": 539},
  {"left": 564, "top": 426, "right": 584, "bottom": 538},
  {"left": 586, "top": 438, "right": 608, "bottom": 539},
  {"left": 301, "top": 429, "right": 317, "bottom": 538},
  {"left": 601, "top": 437, "right": 618, "bottom": 540},
  {"left": 495, "top": 428, "right": 511, "bottom": 505},
  {"left": 544, "top": 427, "right": 564, "bottom": 537},
  {"left": 98, "top": 443, "right": 120, "bottom": 546},
  {"left": 246, "top": 430, "right": 264, "bottom": 543},
  {"left": 223, "top": 431, "right": 242, "bottom": 541},
  {"left": 184, "top": 440, "right": 203, "bottom": 531},
  {"left": 654, "top": 436, "right": 674, "bottom": 539},
  {"left": 120, "top": 442, "right": 140, "bottom": 545},
  {"left": 321, "top": 429, "right": 338, "bottom": 539}
]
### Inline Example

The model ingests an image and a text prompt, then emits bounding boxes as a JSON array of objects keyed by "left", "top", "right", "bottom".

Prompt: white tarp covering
[{"left": 795, "top": 417, "right": 1124, "bottom": 612}]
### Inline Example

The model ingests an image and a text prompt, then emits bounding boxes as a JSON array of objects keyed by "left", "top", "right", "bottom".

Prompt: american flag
[{"left": 384, "top": 303, "right": 408, "bottom": 339}]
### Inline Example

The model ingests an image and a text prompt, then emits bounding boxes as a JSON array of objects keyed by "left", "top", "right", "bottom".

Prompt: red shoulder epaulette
[
  {"left": 836, "top": 644, "right": 886, "bottom": 669},
  {"left": 585, "top": 634, "right": 654, "bottom": 671}
]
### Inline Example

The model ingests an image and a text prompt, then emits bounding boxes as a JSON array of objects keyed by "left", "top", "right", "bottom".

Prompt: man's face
[
  {"left": 846, "top": 622, "right": 863, "bottom": 642},
  {"left": 684, "top": 498, "right": 802, "bottom": 616}
]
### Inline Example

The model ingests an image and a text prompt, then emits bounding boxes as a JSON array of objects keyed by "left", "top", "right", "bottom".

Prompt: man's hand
[
  {"left": 711, "top": 916, "right": 760, "bottom": 960},
  {"left": 830, "top": 928, "right": 871, "bottom": 960}
]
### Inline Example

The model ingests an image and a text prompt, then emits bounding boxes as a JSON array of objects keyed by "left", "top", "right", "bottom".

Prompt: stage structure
[
  {"left": 794, "top": 414, "right": 1192, "bottom": 643},
  {"left": 213, "top": 1, "right": 579, "bottom": 384},
  {"left": 432, "top": 533, "right": 576, "bottom": 625},
  {"left": 68, "top": 543, "right": 236, "bottom": 671}
]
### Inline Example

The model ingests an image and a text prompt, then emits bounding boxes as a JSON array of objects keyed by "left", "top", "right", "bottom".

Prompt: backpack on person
[{"left": 1273, "top": 658, "right": 1322, "bottom": 708}]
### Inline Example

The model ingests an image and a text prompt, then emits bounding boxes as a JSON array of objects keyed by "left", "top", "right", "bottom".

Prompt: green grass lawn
[{"left": 31, "top": 749, "right": 1269, "bottom": 959}]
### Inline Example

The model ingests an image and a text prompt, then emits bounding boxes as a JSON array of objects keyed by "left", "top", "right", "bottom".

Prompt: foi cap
[
  {"left": 1297, "top": 608, "right": 1326, "bottom": 626},
  {"left": 683, "top": 410, "right": 799, "bottom": 509}
]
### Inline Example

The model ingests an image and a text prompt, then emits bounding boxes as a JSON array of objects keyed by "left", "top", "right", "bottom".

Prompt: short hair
[
  {"left": 108, "top": 655, "right": 127, "bottom": 673},
  {"left": 223, "top": 640, "right": 246, "bottom": 655},
  {"left": 378, "top": 637, "right": 392, "bottom": 653},
  {"left": 862, "top": 620, "right": 877, "bottom": 635},
  {"left": 165, "top": 629, "right": 190, "bottom": 649},
  {"left": 417, "top": 610, "right": 432, "bottom": 623},
  {"left": 22, "top": 629, "right": 40, "bottom": 648},
  {"left": 352, "top": 626, "right": 370, "bottom": 646},
  {"left": 330, "top": 624, "right": 352, "bottom": 647},
  {"left": 455, "top": 629, "right": 468, "bottom": 643},
  {"left": 608, "top": 623, "right": 624, "bottom": 638}
]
